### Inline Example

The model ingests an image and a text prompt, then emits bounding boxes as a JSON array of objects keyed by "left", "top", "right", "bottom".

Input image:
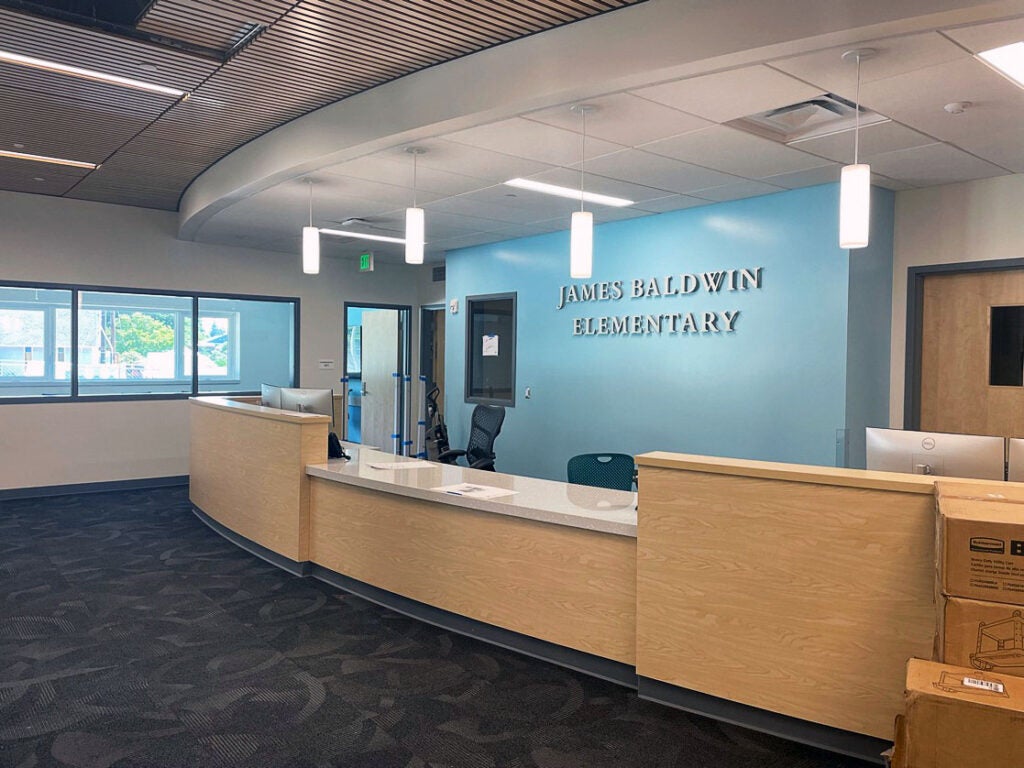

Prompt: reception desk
[{"left": 189, "top": 397, "right": 970, "bottom": 762}]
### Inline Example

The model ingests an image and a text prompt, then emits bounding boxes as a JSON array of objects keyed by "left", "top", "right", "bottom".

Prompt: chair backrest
[
  {"left": 567, "top": 453, "right": 635, "bottom": 491},
  {"left": 465, "top": 404, "right": 505, "bottom": 466}
]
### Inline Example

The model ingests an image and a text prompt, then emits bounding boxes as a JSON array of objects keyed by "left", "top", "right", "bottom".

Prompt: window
[
  {"left": 0, "top": 281, "right": 297, "bottom": 402},
  {"left": 465, "top": 293, "right": 516, "bottom": 407},
  {"left": 0, "top": 286, "right": 72, "bottom": 397}
]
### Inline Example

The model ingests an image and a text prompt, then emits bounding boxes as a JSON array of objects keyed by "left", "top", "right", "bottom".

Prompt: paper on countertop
[
  {"left": 431, "top": 483, "right": 518, "bottom": 500},
  {"left": 368, "top": 461, "right": 435, "bottom": 470}
]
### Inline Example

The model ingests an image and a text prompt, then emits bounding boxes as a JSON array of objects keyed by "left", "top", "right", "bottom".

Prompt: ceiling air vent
[
  {"left": 432, "top": 265, "right": 446, "bottom": 283},
  {"left": 727, "top": 93, "right": 889, "bottom": 145}
]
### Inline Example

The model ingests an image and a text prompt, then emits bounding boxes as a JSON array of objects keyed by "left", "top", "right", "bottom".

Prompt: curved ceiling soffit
[{"left": 177, "top": 0, "right": 1024, "bottom": 241}]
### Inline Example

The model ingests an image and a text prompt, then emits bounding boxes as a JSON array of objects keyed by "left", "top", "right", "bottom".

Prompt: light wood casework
[
  {"left": 635, "top": 452, "right": 937, "bottom": 740},
  {"left": 920, "top": 268, "right": 1024, "bottom": 436},
  {"left": 190, "top": 397, "right": 328, "bottom": 561},
  {"left": 309, "top": 477, "right": 637, "bottom": 664}
]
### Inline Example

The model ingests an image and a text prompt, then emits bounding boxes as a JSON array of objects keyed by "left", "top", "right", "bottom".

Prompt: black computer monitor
[
  {"left": 260, "top": 383, "right": 282, "bottom": 408},
  {"left": 865, "top": 427, "right": 1005, "bottom": 480},
  {"left": 280, "top": 387, "right": 334, "bottom": 426}
]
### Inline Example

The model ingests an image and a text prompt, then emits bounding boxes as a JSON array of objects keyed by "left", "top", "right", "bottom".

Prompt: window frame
[
  {"left": 0, "top": 279, "right": 299, "bottom": 404},
  {"left": 464, "top": 291, "right": 516, "bottom": 407}
]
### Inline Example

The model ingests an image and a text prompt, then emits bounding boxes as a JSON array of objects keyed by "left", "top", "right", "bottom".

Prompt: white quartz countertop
[{"left": 306, "top": 447, "right": 637, "bottom": 537}]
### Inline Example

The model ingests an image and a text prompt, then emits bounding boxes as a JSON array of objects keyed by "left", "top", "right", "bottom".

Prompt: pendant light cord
[
  {"left": 854, "top": 53, "right": 862, "bottom": 165},
  {"left": 579, "top": 109, "right": 587, "bottom": 213},
  {"left": 307, "top": 180, "right": 313, "bottom": 227},
  {"left": 412, "top": 150, "right": 418, "bottom": 209}
]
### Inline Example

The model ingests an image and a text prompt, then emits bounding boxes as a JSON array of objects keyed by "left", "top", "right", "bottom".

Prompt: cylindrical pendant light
[
  {"left": 405, "top": 206, "right": 424, "bottom": 264},
  {"left": 839, "top": 49, "right": 875, "bottom": 250},
  {"left": 839, "top": 164, "right": 870, "bottom": 248},
  {"left": 570, "top": 211, "right": 593, "bottom": 278},
  {"left": 405, "top": 147, "right": 425, "bottom": 265},
  {"left": 302, "top": 180, "right": 320, "bottom": 274},
  {"left": 570, "top": 104, "right": 596, "bottom": 279}
]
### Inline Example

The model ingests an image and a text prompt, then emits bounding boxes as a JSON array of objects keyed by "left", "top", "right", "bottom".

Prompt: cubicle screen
[
  {"left": 865, "top": 427, "right": 1005, "bottom": 479},
  {"left": 279, "top": 387, "right": 333, "bottom": 425},
  {"left": 1008, "top": 438, "right": 1024, "bottom": 482},
  {"left": 865, "top": 428, "right": 1005, "bottom": 480}
]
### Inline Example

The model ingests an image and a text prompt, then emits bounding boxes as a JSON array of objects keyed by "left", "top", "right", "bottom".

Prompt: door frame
[
  {"left": 343, "top": 301, "right": 413, "bottom": 450},
  {"left": 905, "top": 257, "right": 1024, "bottom": 429}
]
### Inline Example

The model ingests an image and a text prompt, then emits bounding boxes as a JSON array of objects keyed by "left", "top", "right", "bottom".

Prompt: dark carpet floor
[{"left": 0, "top": 486, "right": 875, "bottom": 768}]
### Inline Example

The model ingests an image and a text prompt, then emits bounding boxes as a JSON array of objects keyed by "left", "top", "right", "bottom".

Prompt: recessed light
[
  {"left": 0, "top": 49, "right": 187, "bottom": 97},
  {"left": 0, "top": 149, "right": 98, "bottom": 169},
  {"left": 504, "top": 178, "right": 634, "bottom": 207},
  {"left": 137, "top": 62, "right": 158, "bottom": 73},
  {"left": 33, "top": 176, "right": 45, "bottom": 182},
  {"left": 12, "top": 142, "right": 24, "bottom": 149},
  {"left": 977, "top": 41, "right": 1024, "bottom": 89}
]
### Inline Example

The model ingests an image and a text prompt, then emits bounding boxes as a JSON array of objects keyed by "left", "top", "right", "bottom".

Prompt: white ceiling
[{"left": 196, "top": 10, "right": 1024, "bottom": 263}]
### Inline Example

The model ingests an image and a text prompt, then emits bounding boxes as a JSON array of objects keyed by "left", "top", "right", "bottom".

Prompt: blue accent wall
[{"left": 444, "top": 184, "right": 894, "bottom": 481}]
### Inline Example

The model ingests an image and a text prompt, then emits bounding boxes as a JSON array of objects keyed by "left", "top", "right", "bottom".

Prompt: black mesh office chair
[
  {"left": 567, "top": 453, "right": 636, "bottom": 491},
  {"left": 437, "top": 404, "right": 505, "bottom": 471}
]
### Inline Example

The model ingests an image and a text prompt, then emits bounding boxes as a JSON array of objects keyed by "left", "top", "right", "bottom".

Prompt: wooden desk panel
[
  {"left": 636, "top": 463, "right": 936, "bottom": 739},
  {"left": 189, "top": 398, "right": 327, "bottom": 561},
  {"left": 310, "top": 478, "right": 637, "bottom": 664}
]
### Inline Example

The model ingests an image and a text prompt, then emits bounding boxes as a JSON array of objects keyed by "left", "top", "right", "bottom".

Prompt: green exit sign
[{"left": 359, "top": 252, "right": 374, "bottom": 272}]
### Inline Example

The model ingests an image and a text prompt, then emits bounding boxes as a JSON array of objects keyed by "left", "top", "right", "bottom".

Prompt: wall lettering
[{"left": 558, "top": 266, "right": 763, "bottom": 337}]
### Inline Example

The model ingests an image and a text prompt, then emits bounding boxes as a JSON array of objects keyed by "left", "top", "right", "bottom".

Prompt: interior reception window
[
  {"left": 990, "top": 305, "right": 1024, "bottom": 386},
  {"left": 0, "top": 281, "right": 298, "bottom": 402},
  {"left": 465, "top": 293, "right": 516, "bottom": 407},
  {"left": 0, "top": 286, "right": 72, "bottom": 397},
  {"left": 77, "top": 291, "right": 194, "bottom": 395}
]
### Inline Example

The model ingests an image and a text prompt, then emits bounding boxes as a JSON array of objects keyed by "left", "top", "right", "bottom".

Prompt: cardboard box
[
  {"left": 938, "top": 497, "right": 1024, "bottom": 603},
  {"left": 895, "top": 658, "right": 1024, "bottom": 768},
  {"left": 935, "top": 480, "right": 1024, "bottom": 505},
  {"left": 939, "top": 596, "right": 1024, "bottom": 677}
]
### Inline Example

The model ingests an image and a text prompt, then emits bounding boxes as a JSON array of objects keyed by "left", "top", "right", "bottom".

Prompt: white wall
[
  {"left": 0, "top": 191, "right": 425, "bottom": 490},
  {"left": 890, "top": 174, "right": 1024, "bottom": 427}
]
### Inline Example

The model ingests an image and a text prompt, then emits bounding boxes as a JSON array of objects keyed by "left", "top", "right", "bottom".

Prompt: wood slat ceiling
[{"left": 0, "top": 0, "right": 647, "bottom": 211}]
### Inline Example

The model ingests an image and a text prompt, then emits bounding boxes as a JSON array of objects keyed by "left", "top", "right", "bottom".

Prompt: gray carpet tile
[{"left": 0, "top": 487, "right": 874, "bottom": 768}]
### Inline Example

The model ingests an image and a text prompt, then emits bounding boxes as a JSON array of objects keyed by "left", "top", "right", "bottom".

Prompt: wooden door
[
  {"left": 361, "top": 310, "right": 400, "bottom": 452},
  {"left": 920, "top": 269, "right": 1024, "bottom": 436}
]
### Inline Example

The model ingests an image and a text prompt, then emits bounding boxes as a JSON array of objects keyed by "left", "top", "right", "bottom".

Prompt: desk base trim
[
  {"left": 311, "top": 564, "right": 638, "bottom": 689},
  {"left": 637, "top": 676, "right": 889, "bottom": 765},
  {"left": 193, "top": 505, "right": 311, "bottom": 577}
]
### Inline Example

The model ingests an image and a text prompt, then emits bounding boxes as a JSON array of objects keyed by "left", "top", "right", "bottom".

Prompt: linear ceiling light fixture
[
  {"left": 319, "top": 229, "right": 406, "bottom": 244},
  {"left": 503, "top": 177, "right": 634, "bottom": 207},
  {"left": 0, "top": 148, "right": 98, "bottom": 169},
  {"left": 302, "top": 180, "right": 319, "bottom": 275},
  {"left": 0, "top": 48, "right": 188, "bottom": 97},
  {"left": 405, "top": 147, "right": 425, "bottom": 265},
  {"left": 0, "top": 49, "right": 188, "bottom": 97},
  {"left": 977, "top": 41, "right": 1024, "bottom": 88},
  {"left": 839, "top": 48, "right": 875, "bottom": 250}
]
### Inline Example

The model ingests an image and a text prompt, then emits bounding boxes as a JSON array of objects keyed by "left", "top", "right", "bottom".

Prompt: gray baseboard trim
[
  {"left": 0, "top": 475, "right": 189, "bottom": 501},
  {"left": 637, "top": 676, "right": 890, "bottom": 765},
  {"left": 192, "top": 505, "right": 312, "bottom": 577},
  {"left": 310, "top": 564, "right": 638, "bottom": 689}
]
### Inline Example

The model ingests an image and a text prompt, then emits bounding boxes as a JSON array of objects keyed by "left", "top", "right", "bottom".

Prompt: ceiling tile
[
  {"left": 582, "top": 149, "right": 741, "bottom": 194},
  {"left": 859, "top": 55, "right": 1024, "bottom": 172},
  {"left": 425, "top": 193, "right": 557, "bottom": 225},
  {"left": 322, "top": 154, "right": 491, "bottom": 196},
  {"left": 759, "top": 164, "right": 842, "bottom": 190},
  {"left": 632, "top": 65, "right": 823, "bottom": 123},
  {"left": 942, "top": 18, "right": 1024, "bottom": 53},
  {"left": 642, "top": 125, "right": 832, "bottom": 179},
  {"left": 633, "top": 194, "right": 713, "bottom": 214},
  {"left": 769, "top": 32, "right": 968, "bottom": 94},
  {"left": 524, "top": 93, "right": 712, "bottom": 146},
  {"left": 444, "top": 117, "right": 626, "bottom": 166},
  {"left": 867, "top": 143, "right": 1009, "bottom": 187},
  {"left": 690, "top": 179, "right": 785, "bottom": 203},
  {"left": 790, "top": 121, "right": 935, "bottom": 164},
  {"left": 400, "top": 139, "right": 555, "bottom": 183}
]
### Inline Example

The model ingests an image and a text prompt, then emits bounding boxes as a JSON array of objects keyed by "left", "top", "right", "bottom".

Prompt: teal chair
[{"left": 567, "top": 453, "right": 636, "bottom": 491}]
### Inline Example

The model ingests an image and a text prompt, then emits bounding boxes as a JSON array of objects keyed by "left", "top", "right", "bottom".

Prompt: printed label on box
[{"left": 963, "top": 676, "right": 1006, "bottom": 694}]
